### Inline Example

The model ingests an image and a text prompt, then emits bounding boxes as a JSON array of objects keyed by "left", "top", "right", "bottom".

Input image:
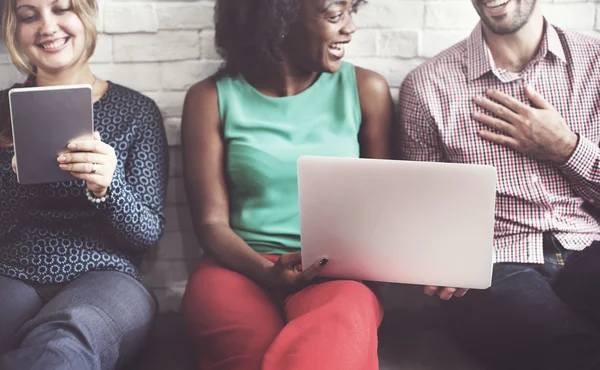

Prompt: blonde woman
[{"left": 0, "top": 0, "right": 168, "bottom": 369}]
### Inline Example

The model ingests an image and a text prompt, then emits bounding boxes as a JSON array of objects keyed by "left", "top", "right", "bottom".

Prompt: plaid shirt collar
[{"left": 466, "top": 19, "right": 567, "bottom": 82}]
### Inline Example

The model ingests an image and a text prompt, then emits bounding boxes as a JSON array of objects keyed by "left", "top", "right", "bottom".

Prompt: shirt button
[{"left": 531, "top": 175, "right": 538, "bottom": 183}]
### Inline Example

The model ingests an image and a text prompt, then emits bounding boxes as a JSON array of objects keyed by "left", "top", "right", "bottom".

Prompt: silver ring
[{"left": 90, "top": 163, "right": 97, "bottom": 174}]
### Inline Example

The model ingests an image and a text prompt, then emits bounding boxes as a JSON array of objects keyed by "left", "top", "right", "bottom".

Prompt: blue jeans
[
  {"left": 0, "top": 271, "right": 156, "bottom": 370},
  {"left": 442, "top": 233, "right": 600, "bottom": 370}
]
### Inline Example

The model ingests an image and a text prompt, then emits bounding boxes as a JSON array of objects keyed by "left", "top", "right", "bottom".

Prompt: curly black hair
[{"left": 214, "top": 0, "right": 367, "bottom": 77}]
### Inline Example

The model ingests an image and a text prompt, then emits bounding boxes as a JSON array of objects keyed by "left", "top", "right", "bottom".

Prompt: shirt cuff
[
  {"left": 560, "top": 134, "right": 598, "bottom": 179},
  {"left": 93, "top": 167, "right": 126, "bottom": 210}
]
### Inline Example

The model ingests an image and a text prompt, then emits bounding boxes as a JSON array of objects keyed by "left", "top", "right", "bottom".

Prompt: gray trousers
[{"left": 0, "top": 271, "right": 156, "bottom": 370}]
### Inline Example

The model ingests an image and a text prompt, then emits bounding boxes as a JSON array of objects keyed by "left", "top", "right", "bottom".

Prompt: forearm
[
  {"left": 98, "top": 168, "right": 166, "bottom": 251},
  {"left": 198, "top": 223, "right": 274, "bottom": 285}
]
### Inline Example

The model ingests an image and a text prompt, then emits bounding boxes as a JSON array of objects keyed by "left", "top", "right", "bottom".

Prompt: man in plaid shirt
[{"left": 398, "top": 0, "right": 600, "bottom": 369}]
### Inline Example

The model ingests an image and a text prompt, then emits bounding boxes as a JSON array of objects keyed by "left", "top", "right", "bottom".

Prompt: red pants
[{"left": 182, "top": 255, "right": 384, "bottom": 370}]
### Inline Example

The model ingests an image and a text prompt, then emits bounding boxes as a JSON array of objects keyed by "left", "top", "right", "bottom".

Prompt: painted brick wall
[{"left": 1, "top": 0, "right": 599, "bottom": 312}]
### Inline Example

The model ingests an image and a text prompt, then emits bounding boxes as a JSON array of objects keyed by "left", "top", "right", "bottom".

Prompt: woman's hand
[
  {"left": 57, "top": 132, "right": 117, "bottom": 198},
  {"left": 11, "top": 155, "right": 17, "bottom": 174},
  {"left": 262, "top": 252, "right": 328, "bottom": 291}
]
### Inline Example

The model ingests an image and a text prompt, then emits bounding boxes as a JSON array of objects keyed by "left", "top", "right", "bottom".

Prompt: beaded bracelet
[{"left": 86, "top": 188, "right": 109, "bottom": 204}]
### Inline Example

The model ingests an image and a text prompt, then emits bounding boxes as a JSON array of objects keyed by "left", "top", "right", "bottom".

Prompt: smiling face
[
  {"left": 472, "top": 0, "right": 538, "bottom": 34},
  {"left": 284, "top": 0, "right": 357, "bottom": 74},
  {"left": 14, "top": 0, "right": 89, "bottom": 74}
]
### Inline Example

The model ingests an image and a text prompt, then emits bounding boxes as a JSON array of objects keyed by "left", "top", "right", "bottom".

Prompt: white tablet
[
  {"left": 298, "top": 156, "right": 497, "bottom": 289},
  {"left": 9, "top": 84, "right": 94, "bottom": 185}
]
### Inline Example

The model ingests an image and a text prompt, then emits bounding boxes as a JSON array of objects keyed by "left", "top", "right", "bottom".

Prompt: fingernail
[
  {"left": 67, "top": 143, "right": 76, "bottom": 149},
  {"left": 57, "top": 156, "right": 65, "bottom": 162},
  {"left": 486, "top": 88, "right": 494, "bottom": 95},
  {"left": 319, "top": 258, "right": 328, "bottom": 266},
  {"left": 59, "top": 164, "right": 67, "bottom": 168},
  {"left": 473, "top": 96, "right": 481, "bottom": 102},
  {"left": 473, "top": 111, "right": 480, "bottom": 118}
]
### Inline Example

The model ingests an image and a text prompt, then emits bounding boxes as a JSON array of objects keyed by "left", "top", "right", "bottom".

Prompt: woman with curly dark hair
[{"left": 181, "top": 0, "right": 392, "bottom": 368}]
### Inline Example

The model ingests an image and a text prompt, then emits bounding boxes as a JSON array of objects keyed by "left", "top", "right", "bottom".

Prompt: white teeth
[
  {"left": 330, "top": 43, "right": 346, "bottom": 51},
  {"left": 485, "top": 0, "right": 509, "bottom": 8},
  {"left": 41, "top": 38, "right": 67, "bottom": 50}
]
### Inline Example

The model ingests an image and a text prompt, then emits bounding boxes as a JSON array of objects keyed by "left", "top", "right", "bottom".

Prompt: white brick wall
[
  {"left": 2, "top": 0, "right": 600, "bottom": 144},
  {"left": 1, "top": 0, "right": 600, "bottom": 312}
]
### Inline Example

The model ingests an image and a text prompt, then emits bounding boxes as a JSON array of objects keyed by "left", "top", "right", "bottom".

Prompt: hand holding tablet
[
  {"left": 9, "top": 85, "right": 94, "bottom": 184},
  {"left": 57, "top": 131, "right": 117, "bottom": 198}
]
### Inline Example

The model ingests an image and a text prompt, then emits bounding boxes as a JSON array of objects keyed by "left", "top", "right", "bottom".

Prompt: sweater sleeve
[{"left": 94, "top": 99, "right": 169, "bottom": 252}]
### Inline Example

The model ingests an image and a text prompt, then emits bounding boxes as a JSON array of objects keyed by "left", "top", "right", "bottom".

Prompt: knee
[
  {"left": 182, "top": 260, "right": 230, "bottom": 316},
  {"left": 320, "top": 281, "right": 383, "bottom": 327}
]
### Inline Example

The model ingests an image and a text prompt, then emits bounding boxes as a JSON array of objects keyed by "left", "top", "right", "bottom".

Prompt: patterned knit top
[{"left": 0, "top": 81, "right": 168, "bottom": 284}]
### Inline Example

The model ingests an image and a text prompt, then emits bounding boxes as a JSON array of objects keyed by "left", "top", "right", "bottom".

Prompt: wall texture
[{"left": 1, "top": 0, "right": 600, "bottom": 312}]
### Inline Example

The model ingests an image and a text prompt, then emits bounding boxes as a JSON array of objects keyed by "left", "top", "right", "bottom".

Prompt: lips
[
  {"left": 38, "top": 37, "right": 69, "bottom": 51},
  {"left": 328, "top": 41, "right": 349, "bottom": 59},
  {"left": 482, "top": 0, "right": 510, "bottom": 16},
  {"left": 484, "top": 0, "right": 509, "bottom": 8}
]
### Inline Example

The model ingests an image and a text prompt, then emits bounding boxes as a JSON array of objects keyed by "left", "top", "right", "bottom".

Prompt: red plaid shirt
[{"left": 399, "top": 21, "right": 600, "bottom": 264}]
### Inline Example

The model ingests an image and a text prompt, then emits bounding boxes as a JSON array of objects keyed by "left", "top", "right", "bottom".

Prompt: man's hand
[
  {"left": 473, "top": 85, "right": 578, "bottom": 164},
  {"left": 424, "top": 286, "right": 468, "bottom": 300}
]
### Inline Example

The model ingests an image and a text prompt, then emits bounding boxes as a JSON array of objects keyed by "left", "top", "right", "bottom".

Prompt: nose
[
  {"left": 39, "top": 14, "right": 58, "bottom": 36},
  {"left": 341, "top": 13, "right": 356, "bottom": 35}
]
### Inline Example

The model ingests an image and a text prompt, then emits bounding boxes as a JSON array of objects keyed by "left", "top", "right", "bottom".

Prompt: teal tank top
[{"left": 216, "top": 62, "right": 361, "bottom": 255}]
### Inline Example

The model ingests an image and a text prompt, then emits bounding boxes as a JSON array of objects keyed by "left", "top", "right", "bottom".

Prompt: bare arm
[
  {"left": 181, "top": 78, "right": 275, "bottom": 284},
  {"left": 355, "top": 67, "right": 393, "bottom": 159}
]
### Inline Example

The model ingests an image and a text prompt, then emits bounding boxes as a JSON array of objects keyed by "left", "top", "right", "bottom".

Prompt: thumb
[
  {"left": 524, "top": 84, "right": 553, "bottom": 110},
  {"left": 93, "top": 131, "right": 101, "bottom": 141}
]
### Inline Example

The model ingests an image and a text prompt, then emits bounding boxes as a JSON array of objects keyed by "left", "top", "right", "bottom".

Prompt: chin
[{"left": 323, "top": 60, "right": 343, "bottom": 74}]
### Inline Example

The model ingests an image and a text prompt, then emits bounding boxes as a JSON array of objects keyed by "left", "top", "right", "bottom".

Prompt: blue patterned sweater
[{"left": 0, "top": 82, "right": 168, "bottom": 284}]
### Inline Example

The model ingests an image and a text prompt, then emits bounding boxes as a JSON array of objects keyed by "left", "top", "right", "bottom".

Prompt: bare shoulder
[
  {"left": 354, "top": 66, "right": 390, "bottom": 99},
  {"left": 182, "top": 76, "right": 221, "bottom": 136},
  {"left": 185, "top": 76, "right": 218, "bottom": 103}
]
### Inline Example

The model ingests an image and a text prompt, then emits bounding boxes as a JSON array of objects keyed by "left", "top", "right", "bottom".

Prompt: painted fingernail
[{"left": 319, "top": 258, "right": 329, "bottom": 266}]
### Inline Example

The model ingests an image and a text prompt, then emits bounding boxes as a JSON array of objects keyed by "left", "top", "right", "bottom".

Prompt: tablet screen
[{"left": 9, "top": 85, "right": 94, "bottom": 185}]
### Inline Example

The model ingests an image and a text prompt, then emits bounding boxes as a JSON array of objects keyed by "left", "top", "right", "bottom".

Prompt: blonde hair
[{"left": 1, "top": 0, "right": 98, "bottom": 75}]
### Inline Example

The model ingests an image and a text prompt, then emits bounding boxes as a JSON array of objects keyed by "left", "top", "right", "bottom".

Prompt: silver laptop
[
  {"left": 9, "top": 85, "right": 94, "bottom": 184},
  {"left": 297, "top": 156, "right": 497, "bottom": 290}
]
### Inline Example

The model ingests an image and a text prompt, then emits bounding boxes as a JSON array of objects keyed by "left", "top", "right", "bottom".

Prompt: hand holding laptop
[
  {"left": 263, "top": 252, "right": 329, "bottom": 291},
  {"left": 57, "top": 131, "right": 117, "bottom": 198},
  {"left": 424, "top": 285, "right": 469, "bottom": 300}
]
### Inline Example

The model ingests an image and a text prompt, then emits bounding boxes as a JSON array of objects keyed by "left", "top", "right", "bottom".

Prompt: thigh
[
  {"left": 262, "top": 280, "right": 383, "bottom": 370},
  {"left": 183, "top": 258, "right": 285, "bottom": 369},
  {"left": 442, "top": 263, "right": 600, "bottom": 370},
  {"left": 284, "top": 280, "right": 383, "bottom": 325},
  {"left": 15, "top": 271, "right": 156, "bottom": 369},
  {"left": 0, "top": 276, "right": 43, "bottom": 353},
  {"left": 554, "top": 242, "right": 600, "bottom": 330}
]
